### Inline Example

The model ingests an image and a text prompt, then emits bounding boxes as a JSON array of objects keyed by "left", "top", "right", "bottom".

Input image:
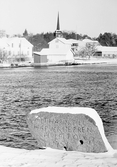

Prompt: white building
[
  {"left": 0, "top": 37, "right": 33, "bottom": 65},
  {"left": 96, "top": 46, "right": 117, "bottom": 58},
  {"left": 48, "top": 38, "right": 78, "bottom": 64},
  {"left": 33, "top": 13, "right": 79, "bottom": 66},
  {"left": 7, "top": 37, "right": 33, "bottom": 64}
]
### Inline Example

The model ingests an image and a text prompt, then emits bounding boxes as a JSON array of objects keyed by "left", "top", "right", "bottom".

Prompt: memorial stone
[{"left": 27, "top": 109, "right": 107, "bottom": 153}]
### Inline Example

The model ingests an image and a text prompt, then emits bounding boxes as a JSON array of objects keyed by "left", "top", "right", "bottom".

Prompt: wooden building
[{"left": 33, "top": 51, "right": 48, "bottom": 66}]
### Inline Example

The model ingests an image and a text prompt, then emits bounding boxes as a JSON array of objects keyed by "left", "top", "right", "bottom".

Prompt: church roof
[
  {"left": 82, "top": 38, "right": 99, "bottom": 44},
  {"left": 48, "top": 37, "right": 79, "bottom": 45},
  {"left": 48, "top": 37, "right": 67, "bottom": 44},
  {"left": 66, "top": 39, "right": 79, "bottom": 44},
  {"left": 96, "top": 46, "right": 117, "bottom": 52}
]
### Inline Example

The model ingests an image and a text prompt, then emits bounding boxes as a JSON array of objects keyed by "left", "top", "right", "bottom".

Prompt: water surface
[{"left": 0, "top": 65, "right": 117, "bottom": 149}]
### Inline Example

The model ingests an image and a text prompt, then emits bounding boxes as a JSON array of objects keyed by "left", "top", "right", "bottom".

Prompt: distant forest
[{"left": 22, "top": 29, "right": 117, "bottom": 51}]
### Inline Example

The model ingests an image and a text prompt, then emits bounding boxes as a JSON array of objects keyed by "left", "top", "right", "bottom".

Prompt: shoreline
[
  {"left": 74, "top": 58, "right": 117, "bottom": 65},
  {"left": 1, "top": 58, "right": 117, "bottom": 68}
]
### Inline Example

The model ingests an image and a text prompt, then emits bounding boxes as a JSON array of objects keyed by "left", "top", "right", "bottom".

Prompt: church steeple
[
  {"left": 56, "top": 12, "right": 60, "bottom": 30},
  {"left": 55, "top": 12, "right": 63, "bottom": 38}
]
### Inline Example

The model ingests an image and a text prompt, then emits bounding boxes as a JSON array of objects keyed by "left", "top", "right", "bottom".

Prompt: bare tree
[
  {"left": 77, "top": 43, "right": 97, "bottom": 59},
  {"left": 0, "top": 49, "right": 8, "bottom": 63}
]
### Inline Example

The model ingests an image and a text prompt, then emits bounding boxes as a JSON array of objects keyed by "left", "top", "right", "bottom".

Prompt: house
[
  {"left": 96, "top": 46, "right": 117, "bottom": 58},
  {"left": 7, "top": 37, "right": 33, "bottom": 65},
  {"left": 0, "top": 37, "right": 33, "bottom": 66}
]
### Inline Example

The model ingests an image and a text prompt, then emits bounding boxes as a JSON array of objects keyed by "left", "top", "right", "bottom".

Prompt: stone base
[{"left": 27, "top": 111, "right": 107, "bottom": 153}]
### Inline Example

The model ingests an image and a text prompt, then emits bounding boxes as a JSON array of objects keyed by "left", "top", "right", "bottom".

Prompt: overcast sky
[{"left": 0, "top": 0, "right": 117, "bottom": 37}]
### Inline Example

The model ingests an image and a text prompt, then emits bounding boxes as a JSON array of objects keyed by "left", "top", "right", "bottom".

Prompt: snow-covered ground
[
  {"left": 0, "top": 146, "right": 117, "bottom": 167},
  {"left": 74, "top": 58, "right": 117, "bottom": 65}
]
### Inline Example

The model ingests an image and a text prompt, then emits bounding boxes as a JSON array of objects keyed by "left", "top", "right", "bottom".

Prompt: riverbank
[
  {"left": 1, "top": 58, "right": 117, "bottom": 68},
  {"left": 0, "top": 145, "right": 117, "bottom": 167},
  {"left": 0, "top": 62, "right": 32, "bottom": 68},
  {"left": 74, "top": 58, "right": 117, "bottom": 65}
]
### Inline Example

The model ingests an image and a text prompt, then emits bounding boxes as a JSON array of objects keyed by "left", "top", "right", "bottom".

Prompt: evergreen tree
[
  {"left": 23, "top": 29, "right": 28, "bottom": 37},
  {"left": 27, "top": 33, "right": 48, "bottom": 51},
  {"left": 96, "top": 32, "right": 117, "bottom": 46}
]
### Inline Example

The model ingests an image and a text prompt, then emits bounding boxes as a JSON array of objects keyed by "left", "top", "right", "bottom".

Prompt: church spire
[
  {"left": 55, "top": 12, "right": 63, "bottom": 38},
  {"left": 56, "top": 12, "right": 60, "bottom": 30}
]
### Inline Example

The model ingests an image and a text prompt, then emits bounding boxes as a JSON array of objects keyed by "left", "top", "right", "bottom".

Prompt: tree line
[{"left": 22, "top": 29, "right": 117, "bottom": 51}]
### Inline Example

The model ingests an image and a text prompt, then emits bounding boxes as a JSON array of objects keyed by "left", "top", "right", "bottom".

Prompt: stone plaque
[{"left": 27, "top": 110, "right": 107, "bottom": 153}]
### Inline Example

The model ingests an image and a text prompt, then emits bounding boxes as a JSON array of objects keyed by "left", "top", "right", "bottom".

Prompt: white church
[{"left": 33, "top": 13, "right": 79, "bottom": 66}]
